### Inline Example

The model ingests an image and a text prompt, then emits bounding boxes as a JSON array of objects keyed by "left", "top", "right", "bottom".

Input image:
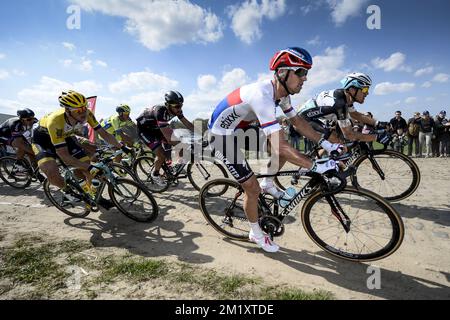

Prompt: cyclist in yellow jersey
[
  {"left": 100, "top": 104, "right": 138, "bottom": 147},
  {"left": 32, "top": 91, "right": 132, "bottom": 195}
]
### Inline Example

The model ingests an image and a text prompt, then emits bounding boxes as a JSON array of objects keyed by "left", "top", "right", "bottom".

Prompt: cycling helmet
[
  {"left": 17, "top": 108, "right": 35, "bottom": 119},
  {"left": 341, "top": 72, "right": 372, "bottom": 90},
  {"left": 59, "top": 90, "right": 87, "bottom": 109},
  {"left": 165, "top": 91, "right": 184, "bottom": 105},
  {"left": 269, "top": 47, "right": 313, "bottom": 71},
  {"left": 116, "top": 104, "right": 131, "bottom": 113}
]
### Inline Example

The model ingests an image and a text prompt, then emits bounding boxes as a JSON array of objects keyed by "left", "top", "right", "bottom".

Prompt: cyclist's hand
[
  {"left": 88, "top": 164, "right": 104, "bottom": 178},
  {"left": 309, "top": 159, "right": 338, "bottom": 174},
  {"left": 120, "top": 144, "right": 133, "bottom": 155},
  {"left": 376, "top": 130, "right": 391, "bottom": 145},
  {"left": 319, "top": 139, "right": 346, "bottom": 155}
]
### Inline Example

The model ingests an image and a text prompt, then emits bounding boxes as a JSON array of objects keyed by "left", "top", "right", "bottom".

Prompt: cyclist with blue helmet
[
  {"left": 208, "top": 47, "right": 344, "bottom": 253},
  {"left": 298, "top": 72, "right": 390, "bottom": 145}
]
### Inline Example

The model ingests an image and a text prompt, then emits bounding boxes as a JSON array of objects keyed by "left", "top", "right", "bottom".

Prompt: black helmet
[
  {"left": 17, "top": 108, "right": 35, "bottom": 119},
  {"left": 165, "top": 91, "right": 184, "bottom": 105}
]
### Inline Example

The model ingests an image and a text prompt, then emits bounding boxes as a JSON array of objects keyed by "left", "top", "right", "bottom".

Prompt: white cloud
[
  {"left": 60, "top": 59, "right": 73, "bottom": 67},
  {"left": 71, "top": 0, "right": 223, "bottom": 51},
  {"left": 197, "top": 75, "right": 217, "bottom": 92},
  {"left": 109, "top": 71, "right": 178, "bottom": 94},
  {"left": 307, "top": 36, "right": 322, "bottom": 46},
  {"left": 328, "top": 0, "right": 369, "bottom": 26},
  {"left": 374, "top": 82, "right": 415, "bottom": 95},
  {"left": 0, "top": 53, "right": 6, "bottom": 59},
  {"left": 372, "top": 52, "right": 410, "bottom": 72},
  {"left": 432, "top": 73, "right": 449, "bottom": 83},
  {"left": 228, "top": 0, "right": 286, "bottom": 44},
  {"left": 62, "top": 42, "right": 76, "bottom": 51},
  {"left": 422, "top": 81, "right": 432, "bottom": 88},
  {"left": 80, "top": 59, "right": 93, "bottom": 72},
  {"left": 405, "top": 97, "right": 417, "bottom": 104},
  {"left": 96, "top": 60, "right": 108, "bottom": 68},
  {"left": 16, "top": 76, "right": 102, "bottom": 116},
  {"left": 414, "top": 66, "right": 434, "bottom": 77},
  {"left": 12, "top": 69, "right": 26, "bottom": 76},
  {"left": 0, "top": 70, "right": 10, "bottom": 80},
  {"left": 87, "top": 50, "right": 95, "bottom": 55}
]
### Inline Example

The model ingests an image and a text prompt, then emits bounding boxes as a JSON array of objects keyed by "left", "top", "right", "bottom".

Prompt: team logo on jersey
[
  {"left": 220, "top": 109, "right": 240, "bottom": 129},
  {"left": 56, "top": 129, "right": 64, "bottom": 138}
]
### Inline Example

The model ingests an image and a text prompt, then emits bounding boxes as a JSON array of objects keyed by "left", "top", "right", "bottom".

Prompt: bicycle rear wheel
[
  {"left": 43, "top": 179, "right": 91, "bottom": 218},
  {"left": 199, "top": 179, "right": 249, "bottom": 240},
  {"left": 187, "top": 160, "right": 228, "bottom": 191},
  {"left": 108, "top": 178, "right": 159, "bottom": 223},
  {"left": 351, "top": 150, "right": 420, "bottom": 201},
  {"left": 0, "top": 157, "right": 33, "bottom": 189},
  {"left": 301, "top": 186, "right": 404, "bottom": 262}
]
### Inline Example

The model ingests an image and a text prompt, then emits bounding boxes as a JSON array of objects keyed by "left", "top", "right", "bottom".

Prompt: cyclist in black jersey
[
  {"left": 136, "top": 91, "right": 194, "bottom": 186},
  {"left": 298, "top": 72, "right": 390, "bottom": 145}
]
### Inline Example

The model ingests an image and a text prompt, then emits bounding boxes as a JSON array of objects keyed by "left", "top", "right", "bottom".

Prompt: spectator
[
  {"left": 433, "top": 111, "right": 447, "bottom": 157},
  {"left": 418, "top": 110, "right": 435, "bottom": 158},
  {"left": 407, "top": 112, "right": 421, "bottom": 157},
  {"left": 281, "top": 118, "right": 290, "bottom": 142},
  {"left": 289, "top": 121, "right": 301, "bottom": 150},
  {"left": 436, "top": 110, "right": 450, "bottom": 157},
  {"left": 389, "top": 110, "right": 408, "bottom": 153}
]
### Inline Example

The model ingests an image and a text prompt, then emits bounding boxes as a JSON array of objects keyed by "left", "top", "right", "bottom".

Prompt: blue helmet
[{"left": 341, "top": 72, "right": 372, "bottom": 90}]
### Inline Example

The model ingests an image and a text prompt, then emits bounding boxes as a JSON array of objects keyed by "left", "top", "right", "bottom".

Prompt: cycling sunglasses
[
  {"left": 169, "top": 103, "right": 183, "bottom": 109},
  {"left": 294, "top": 68, "right": 309, "bottom": 78},
  {"left": 22, "top": 117, "right": 34, "bottom": 121},
  {"left": 70, "top": 106, "right": 88, "bottom": 114},
  {"left": 361, "top": 87, "right": 370, "bottom": 94}
]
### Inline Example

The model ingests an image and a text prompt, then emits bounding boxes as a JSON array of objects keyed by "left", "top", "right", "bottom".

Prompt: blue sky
[{"left": 0, "top": 0, "right": 449, "bottom": 122}]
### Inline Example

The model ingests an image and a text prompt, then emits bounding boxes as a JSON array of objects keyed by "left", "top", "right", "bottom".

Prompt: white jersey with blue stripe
[{"left": 208, "top": 79, "right": 297, "bottom": 136}]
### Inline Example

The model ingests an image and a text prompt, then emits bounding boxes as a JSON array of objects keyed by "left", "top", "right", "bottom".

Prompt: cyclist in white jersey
[{"left": 208, "top": 47, "right": 344, "bottom": 253}]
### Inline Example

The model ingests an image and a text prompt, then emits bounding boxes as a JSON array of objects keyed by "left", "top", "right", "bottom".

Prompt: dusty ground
[{"left": 0, "top": 157, "right": 449, "bottom": 300}]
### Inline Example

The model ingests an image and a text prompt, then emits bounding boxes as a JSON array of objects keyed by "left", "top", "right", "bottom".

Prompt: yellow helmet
[
  {"left": 59, "top": 90, "right": 87, "bottom": 109},
  {"left": 116, "top": 104, "right": 131, "bottom": 113}
]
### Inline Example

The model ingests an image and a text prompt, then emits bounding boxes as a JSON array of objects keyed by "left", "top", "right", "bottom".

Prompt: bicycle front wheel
[
  {"left": 199, "top": 179, "right": 249, "bottom": 240},
  {"left": 132, "top": 156, "right": 170, "bottom": 193},
  {"left": 187, "top": 160, "right": 228, "bottom": 191},
  {"left": 108, "top": 178, "right": 159, "bottom": 223},
  {"left": 0, "top": 157, "right": 33, "bottom": 189},
  {"left": 351, "top": 150, "right": 420, "bottom": 201},
  {"left": 301, "top": 187, "right": 404, "bottom": 262}
]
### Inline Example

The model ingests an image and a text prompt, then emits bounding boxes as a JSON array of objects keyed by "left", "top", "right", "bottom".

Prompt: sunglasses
[
  {"left": 294, "top": 68, "right": 308, "bottom": 78},
  {"left": 22, "top": 118, "right": 34, "bottom": 121},
  {"left": 70, "top": 106, "right": 88, "bottom": 114},
  {"left": 169, "top": 104, "right": 183, "bottom": 109},
  {"left": 360, "top": 87, "right": 370, "bottom": 94}
]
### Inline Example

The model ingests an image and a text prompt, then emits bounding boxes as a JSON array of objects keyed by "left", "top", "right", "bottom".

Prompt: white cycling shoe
[
  {"left": 249, "top": 229, "right": 280, "bottom": 253},
  {"left": 259, "top": 178, "right": 285, "bottom": 199}
]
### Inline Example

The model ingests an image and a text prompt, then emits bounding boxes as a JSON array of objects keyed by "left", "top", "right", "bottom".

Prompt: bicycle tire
[
  {"left": 187, "top": 160, "right": 228, "bottom": 191},
  {"left": 301, "top": 186, "right": 404, "bottom": 262},
  {"left": 350, "top": 150, "right": 420, "bottom": 201},
  {"left": 132, "top": 156, "right": 170, "bottom": 193},
  {"left": 0, "top": 156, "right": 33, "bottom": 189},
  {"left": 108, "top": 178, "right": 159, "bottom": 223},
  {"left": 43, "top": 179, "right": 91, "bottom": 218},
  {"left": 199, "top": 178, "right": 249, "bottom": 241}
]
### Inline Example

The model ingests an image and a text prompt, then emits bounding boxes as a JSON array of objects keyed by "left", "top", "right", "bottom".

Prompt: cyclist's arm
[
  {"left": 268, "top": 130, "right": 313, "bottom": 169},
  {"left": 160, "top": 126, "right": 179, "bottom": 145},
  {"left": 290, "top": 115, "right": 322, "bottom": 143},
  {"left": 97, "top": 127, "right": 122, "bottom": 148},
  {"left": 178, "top": 115, "right": 195, "bottom": 132},
  {"left": 339, "top": 120, "right": 376, "bottom": 142},
  {"left": 349, "top": 110, "right": 377, "bottom": 127}
]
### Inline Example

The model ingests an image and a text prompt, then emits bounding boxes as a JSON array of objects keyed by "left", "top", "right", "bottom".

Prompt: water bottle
[{"left": 279, "top": 187, "right": 297, "bottom": 208}]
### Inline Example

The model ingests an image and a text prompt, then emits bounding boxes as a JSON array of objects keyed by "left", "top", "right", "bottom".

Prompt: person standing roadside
[
  {"left": 389, "top": 110, "right": 408, "bottom": 153},
  {"left": 407, "top": 112, "right": 421, "bottom": 157},
  {"left": 436, "top": 111, "right": 450, "bottom": 157},
  {"left": 418, "top": 110, "right": 435, "bottom": 158}
]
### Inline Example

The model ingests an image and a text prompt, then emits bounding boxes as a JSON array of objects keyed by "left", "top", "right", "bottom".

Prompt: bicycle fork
[{"left": 325, "top": 195, "right": 351, "bottom": 233}]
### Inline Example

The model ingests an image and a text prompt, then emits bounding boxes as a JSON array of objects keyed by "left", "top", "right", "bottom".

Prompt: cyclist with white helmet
[
  {"left": 298, "top": 72, "right": 390, "bottom": 145},
  {"left": 208, "top": 47, "right": 344, "bottom": 253}
]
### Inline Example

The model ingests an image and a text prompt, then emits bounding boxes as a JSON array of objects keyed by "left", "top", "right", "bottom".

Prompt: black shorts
[
  {"left": 210, "top": 134, "right": 255, "bottom": 184},
  {"left": 137, "top": 128, "right": 166, "bottom": 151},
  {"left": 32, "top": 129, "right": 88, "bottom": 166}
]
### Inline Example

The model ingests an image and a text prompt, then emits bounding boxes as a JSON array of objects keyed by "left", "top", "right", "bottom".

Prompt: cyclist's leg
[{"left": 33, "top": 145, "right": 64, "bottom": 188}]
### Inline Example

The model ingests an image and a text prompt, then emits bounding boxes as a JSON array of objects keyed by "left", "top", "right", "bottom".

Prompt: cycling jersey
[
  {"left": 136, "top": 105, "right": 181, "bottom": 132},
  {"left": 208, "top": 79, "right": 297, "bottom": 136},
  {"left": 0, "top": 117, "right": 28, "bottom": 143},
  {"left": 100, "top": 115, "right": 136, "bottom": 141},
  {"left": 34, "top": 108, "right": 101, "bottom": 149},
  {"left": 298, "top": 89, "right": 356, "bottom": 129}
]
